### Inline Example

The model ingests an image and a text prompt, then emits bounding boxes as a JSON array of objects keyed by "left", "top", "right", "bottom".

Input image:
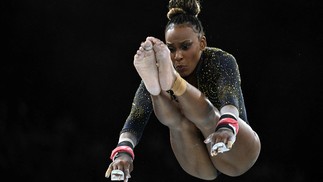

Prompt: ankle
[{"left": 169, "top": 72, "right": 187, "bottom": 96}]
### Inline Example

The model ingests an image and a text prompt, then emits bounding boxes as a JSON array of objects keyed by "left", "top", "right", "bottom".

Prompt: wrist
[
  {"left": 215, "top": 114, "right": 239, "bottom": 135},
  {"left": 110, "top": 141, "right": 135, "bottom": 161}
]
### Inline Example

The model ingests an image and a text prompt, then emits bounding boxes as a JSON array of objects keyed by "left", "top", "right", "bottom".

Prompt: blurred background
[{"left": 1, "top": 0, "right": 322, "bottom": 181}]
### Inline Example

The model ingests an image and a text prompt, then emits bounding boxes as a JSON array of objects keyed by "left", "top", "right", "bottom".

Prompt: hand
[
  {"left": 105, "top": 154, "right": 134, "bottom": 182},
  {"left": 204, "top": 128, "right": 237, "bottom": 156}
]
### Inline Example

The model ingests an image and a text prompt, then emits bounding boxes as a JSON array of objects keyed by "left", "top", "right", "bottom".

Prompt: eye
[
  {"left": 181, "top": 42, "right": 192, "bottom": 51},
  {"left": 168, "top": 45, "right": 175, "bottom": 53}
]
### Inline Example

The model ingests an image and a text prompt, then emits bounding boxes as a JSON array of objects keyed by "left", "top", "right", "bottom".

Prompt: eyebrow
[{"left": 166, "top": 40, "right": 193, "bottom": 45}]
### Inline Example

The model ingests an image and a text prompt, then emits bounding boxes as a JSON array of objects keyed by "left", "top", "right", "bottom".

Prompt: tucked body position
[{"left": 106, "top": 0, "right": 261, "bottom": 181}]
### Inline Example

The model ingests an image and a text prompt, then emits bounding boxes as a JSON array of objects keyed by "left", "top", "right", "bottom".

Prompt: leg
[
  {"left": 169, "top": 120, "right": 219, "bottom": 180},
  {"left": 147, "top": 36, "right": 176, "bottom": 91},
  {"left": 149, "top": 37, "right": 260, "bottom": 177},
  {"left": 162, "top": 83, "right": 261, "bottom": 176},
  {"left": 147, "top": 37, "right": 221, "bottom": 179},
  {"left": 153, "top": 92, "right": 260, "bottom": 178},
  {"left": 151, "top": 93, "right": 219, "bottom": 180},
  {"left": 133, "top": 38, "right": 161, "bottom": 95},
  {"left": 148, "top": 36, "right": 218, "bottom": 128},
  {"left": 207, "top": 119, "right": 261, "bottom": 176}
]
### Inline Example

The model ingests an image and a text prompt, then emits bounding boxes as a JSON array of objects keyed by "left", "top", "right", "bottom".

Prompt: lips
[{"left": 175, "top": 65, "right": 186, "bottom": 72}]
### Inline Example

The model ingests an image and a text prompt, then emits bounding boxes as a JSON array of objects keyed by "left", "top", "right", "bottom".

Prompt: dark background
[{"left": 1, "top": 0, "right": 322, "bottom": 181}]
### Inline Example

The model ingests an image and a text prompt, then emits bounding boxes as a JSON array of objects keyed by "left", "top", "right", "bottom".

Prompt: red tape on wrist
[
  {"left": 215, "top": 117, "right": 239, "bottom": 135},
  {"left": 110, "top": 146, "right": 135, "bottom": 161}
]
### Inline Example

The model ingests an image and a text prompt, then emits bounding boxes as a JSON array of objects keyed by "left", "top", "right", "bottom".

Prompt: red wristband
[
  {"left": 110, "top": 146, "right": 135, "bottom": 161},
  {"left": 216, "top": 117, "right": 239, "bottom": 135}
]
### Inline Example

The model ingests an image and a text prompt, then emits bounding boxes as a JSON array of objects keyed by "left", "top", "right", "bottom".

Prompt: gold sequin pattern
[{"left": 120, "top": 47, "right": 248, "bottom": 142}]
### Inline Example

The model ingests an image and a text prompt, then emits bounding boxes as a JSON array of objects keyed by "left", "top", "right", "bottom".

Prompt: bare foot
[
  {"left": 133, "top": 39, "right": 161, "bottom": 95},
  {"left": 147, "top": 37, "right": 176, "bottom": 91}
]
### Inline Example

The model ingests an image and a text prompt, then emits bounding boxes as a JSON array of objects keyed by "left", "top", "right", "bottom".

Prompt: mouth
[{"left": 175, "top": 65, "right": 186, "bottom": 72}]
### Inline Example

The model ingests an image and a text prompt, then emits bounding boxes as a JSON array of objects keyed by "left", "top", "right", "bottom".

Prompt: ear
[{"left": 199, "top": 36, "right": 207, "bottom": 50}]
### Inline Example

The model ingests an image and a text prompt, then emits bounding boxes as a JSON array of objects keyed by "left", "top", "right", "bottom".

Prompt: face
[{"left": 165, "top": 25, "right": 206, "bottom": 77}]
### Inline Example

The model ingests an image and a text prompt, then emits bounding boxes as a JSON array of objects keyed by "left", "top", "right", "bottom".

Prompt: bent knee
[{"left": 223, "top": 139, "right": 261, "bottom": 177}]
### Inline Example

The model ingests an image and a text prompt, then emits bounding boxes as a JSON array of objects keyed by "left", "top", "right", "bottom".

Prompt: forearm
[
  {"left": 118, "top": 132, "right": 138, "bottom": 148},
  {"left": 220, "top": 105, "right": 239, "bottom": 119}
]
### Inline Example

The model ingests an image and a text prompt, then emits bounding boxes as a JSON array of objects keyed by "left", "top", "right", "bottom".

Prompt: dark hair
[{"left": 166, "top": 0, "right": 205, "bottom": 38}]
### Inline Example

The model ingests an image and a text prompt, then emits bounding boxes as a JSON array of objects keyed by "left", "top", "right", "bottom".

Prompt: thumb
[
  {"left": 204, "top": 133, "right": 215, "bottom": 144},
  {"left": 105, "top": 163, "right": 113, "bottom": 178}
]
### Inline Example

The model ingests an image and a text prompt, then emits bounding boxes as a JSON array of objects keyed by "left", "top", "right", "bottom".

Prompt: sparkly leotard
[{"left": 120, "top": 47, "right": 248, "bottom": 142}]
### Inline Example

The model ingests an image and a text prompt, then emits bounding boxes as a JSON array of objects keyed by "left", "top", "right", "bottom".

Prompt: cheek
[
  {"left": 186, "top": 49, "right": 200, "bottom": 65},
  {"left": 170, "top": 53, "right": 176, "bottom": 63}
]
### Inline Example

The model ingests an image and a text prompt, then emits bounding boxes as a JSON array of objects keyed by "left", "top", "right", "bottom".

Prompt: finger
[
  {"left": 222, "top": 137, "right": 228, "bottom": 144},
  {"left": 124, "top": 167, "right": 131, "bottom": 182},
  {"left": 227, "top": 140, "right": 234, "bottom": 149},
  {"left": 105, "top": 163, "right": 113, "bottom": 178},
  {"left": 204, "top": 138, "right": 211, "bottom": 144},
  {"left": 210, "top": 144, "right": 219, "bottom": 156},
  {"left": 124, "top": 167, "right": 131, "bottom": 179},
  {"left": 105, "top": 168, "right": 112, "bottom": 178},
  {"left": 204, "top": 133, "right": 215, "bottom": 144},
  {"left": 211, "top": 150, "right": 218, "bottom": 157},
  {"left": 227, "top": 135, "right": 236, "bottom": 149}
]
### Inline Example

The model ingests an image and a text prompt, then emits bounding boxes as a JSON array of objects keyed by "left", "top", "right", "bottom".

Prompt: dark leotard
[{"left": 120, "top": 47, "right": 248, "bottom": 142}]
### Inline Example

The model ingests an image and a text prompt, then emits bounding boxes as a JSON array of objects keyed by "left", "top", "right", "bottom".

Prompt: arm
[
  {"left": 216, "top": 52, "right": 246, "bottom": 121},
  {"left": 204, "top": 51, "right": 245, "bottom": 153},
  {"left": 204, "top": 50, "right": 261, "bottom": 175},
  {"left": 105, "top": 81, "right": 153, "bottom": 181},
  {"left": 220, "top": 105, "right": 239, "bottom": 120}
]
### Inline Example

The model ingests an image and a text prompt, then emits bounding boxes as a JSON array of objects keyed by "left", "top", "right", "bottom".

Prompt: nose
[{"left": 174, "top": 50, "right": 183, "bottom": 61}]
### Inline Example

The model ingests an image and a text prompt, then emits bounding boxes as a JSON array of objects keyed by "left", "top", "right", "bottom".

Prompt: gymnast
[{"left": 106, "top": 0, "right": 261, "bottom": 181}]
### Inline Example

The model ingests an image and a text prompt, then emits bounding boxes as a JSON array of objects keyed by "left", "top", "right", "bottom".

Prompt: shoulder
[{"left": 202, "top": 47, "right": 237, "bottom": 66}]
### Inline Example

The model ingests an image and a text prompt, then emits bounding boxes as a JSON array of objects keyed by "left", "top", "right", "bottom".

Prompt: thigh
[
  {"left": 168, "top": 117, "right": 218, "bottom": 180},
  {"left": 151, "top": 91, "right": 183, "bottom": 128}
]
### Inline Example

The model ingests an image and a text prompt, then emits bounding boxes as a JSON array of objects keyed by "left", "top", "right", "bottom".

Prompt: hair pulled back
[{"left": 166, "top": 0, "right": 204, "bottom": 37}]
